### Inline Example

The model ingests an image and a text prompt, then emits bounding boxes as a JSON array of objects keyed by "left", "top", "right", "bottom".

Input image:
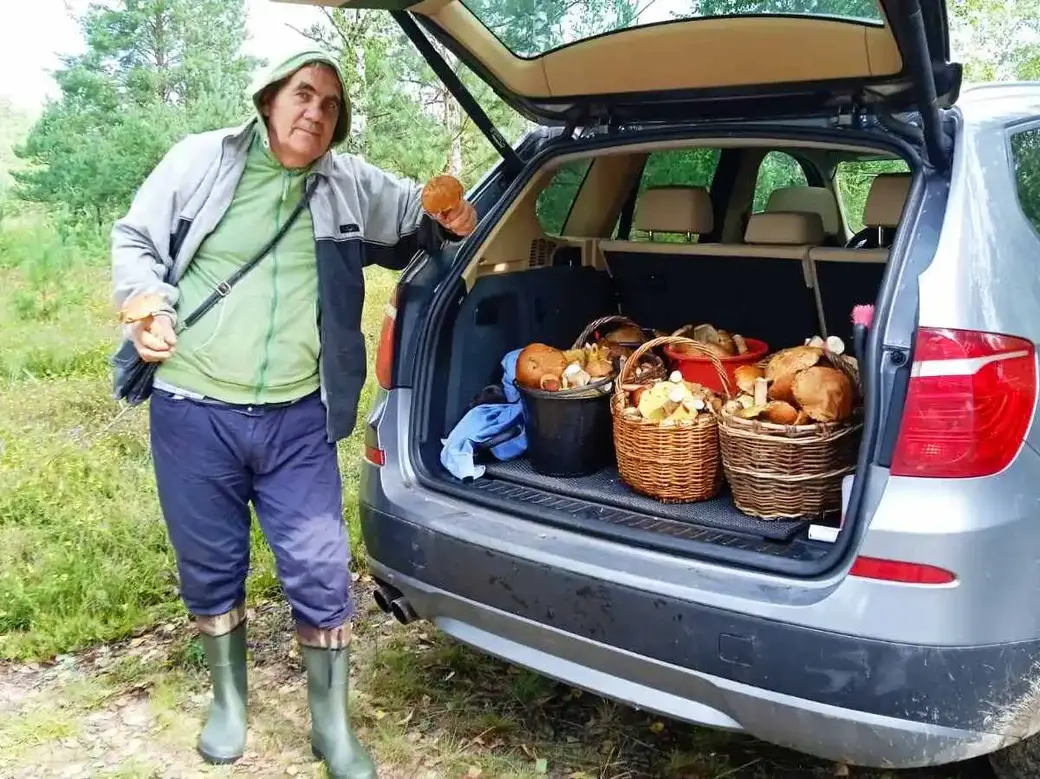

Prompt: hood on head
[{"left": 248, "top": 49, "right": 351, "bottom": 146}]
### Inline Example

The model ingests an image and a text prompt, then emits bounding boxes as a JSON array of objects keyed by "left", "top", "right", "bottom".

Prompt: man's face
[{"left": 263, "top": 64, "right": 342, "bottom": 169}]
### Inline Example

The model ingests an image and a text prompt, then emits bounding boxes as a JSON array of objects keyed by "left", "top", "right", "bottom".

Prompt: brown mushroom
[
  {"left": 118, "top": 293, "right": 167, "bottom": 326},
  {"left": 791, "top": 366, "right": 854, "bottom": 423},
  {"left": 421, "top": 174, "right": 464, "bottom": 216}
]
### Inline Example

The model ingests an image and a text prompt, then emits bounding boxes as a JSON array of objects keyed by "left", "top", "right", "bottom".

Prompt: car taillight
[
  {"left": 375, "top": 288, "right": 398, "bottom": 391},
  {"left": 890, "top": 327, "right": 1036, "bottom": 478}
]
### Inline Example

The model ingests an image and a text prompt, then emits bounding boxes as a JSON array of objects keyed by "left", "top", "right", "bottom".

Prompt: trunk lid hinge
[
  {"left": 834, "top": 100, "right": 867, "bottom": 130},
  {"left": 574, "top": 110, "right": 612, "bottom": 140},
  {"left": 390, "top": 10, "right": 524, "bottom": 178}
]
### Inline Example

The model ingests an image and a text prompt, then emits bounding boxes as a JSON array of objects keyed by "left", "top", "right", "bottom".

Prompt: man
[{"left": 110, "top": 50, "right": 476, "bottom": 778}]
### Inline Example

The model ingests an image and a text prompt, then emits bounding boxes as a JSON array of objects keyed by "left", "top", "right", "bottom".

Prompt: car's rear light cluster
[
  {"left": 375, "top": 287, "right": 399, "bottom": 391},
  {"left": 368, "top": 287, "right": 403, "bottom": 468},
  {"left": 890, "top": 327, "right": 1037, "bottom": 479},
  {"left": 844, "top": 328, "right": 1036, "bottom": 586}
]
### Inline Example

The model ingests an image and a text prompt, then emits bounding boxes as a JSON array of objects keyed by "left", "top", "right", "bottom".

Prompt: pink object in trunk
[{"left": 852, "top": 304, "right": 875, "bottom": 328}]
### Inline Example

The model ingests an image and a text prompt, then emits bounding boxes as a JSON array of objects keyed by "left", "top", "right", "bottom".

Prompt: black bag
[{"left": 111, "top": 176, "right": 319, "bottom": 405}]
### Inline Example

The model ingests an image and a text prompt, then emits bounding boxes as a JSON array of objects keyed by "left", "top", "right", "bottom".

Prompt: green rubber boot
[
  {"left": 301, "top": 644, "right": 376, "bottom": 779},
  {"left": 196, "top": 622, "right": 248, "bottom": 764}
]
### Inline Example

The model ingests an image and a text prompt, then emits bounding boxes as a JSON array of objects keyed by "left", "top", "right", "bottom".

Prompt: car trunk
[
  {"left": 281, "top": 0, "right": 958, "bottom": 573},
  {"left": 406, "top": 131, "right": 921, "bottom": 574}
]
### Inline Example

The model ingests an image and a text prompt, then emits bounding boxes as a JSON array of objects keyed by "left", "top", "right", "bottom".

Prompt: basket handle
[
  {"left": 572, "top": 314, "right": 644, "bottom": 349},
  {"left": 614, "top": 335, "right": 733, "bottom": 401}
]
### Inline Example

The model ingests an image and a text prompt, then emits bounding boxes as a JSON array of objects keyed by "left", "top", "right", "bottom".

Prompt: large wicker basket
[
  {"left": 719, "top": 348, "right": 863, "bottom": 519},
  {"left": 612, "top": 336, "right": 732, "bottom": 503}
]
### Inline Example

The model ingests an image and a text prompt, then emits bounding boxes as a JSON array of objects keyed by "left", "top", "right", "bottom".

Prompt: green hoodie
[{"left": 155, "top": 51, "right": 350, "bottom": 406}]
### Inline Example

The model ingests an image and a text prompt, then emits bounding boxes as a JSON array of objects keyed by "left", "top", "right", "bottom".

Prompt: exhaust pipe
[
  {"left": 372, "top": 581, "right": 401, "bottom": 614},
  {"left": 389, "top": 597, "right": 418, "bottom": 625}
]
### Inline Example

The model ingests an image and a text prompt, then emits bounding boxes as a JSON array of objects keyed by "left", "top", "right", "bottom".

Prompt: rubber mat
[{"left": 481, "top": 457, "right": 807, "bottom": 543}]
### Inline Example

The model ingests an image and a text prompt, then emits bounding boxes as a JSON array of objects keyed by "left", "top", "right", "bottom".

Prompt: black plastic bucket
[{"left": 517, "top": 377, "right": 615, "bottom": 477}]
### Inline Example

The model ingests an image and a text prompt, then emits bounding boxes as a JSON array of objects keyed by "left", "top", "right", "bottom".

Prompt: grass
[{"left": 0, "top": 209, "right": 395, "bottom": 661}]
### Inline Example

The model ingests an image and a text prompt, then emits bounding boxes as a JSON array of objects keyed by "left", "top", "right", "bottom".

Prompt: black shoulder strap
[{"left": 179, "top": 175, "right": 321, "bottom": 331}]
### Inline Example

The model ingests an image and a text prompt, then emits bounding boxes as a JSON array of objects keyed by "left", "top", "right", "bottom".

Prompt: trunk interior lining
[
  {"left": 442, "top": 264, "right": 616, "bottom": 433},
  {"left": 603, "top": 247, "right": 821, "bottom": 350},
  {"left": 412, "top": 131, "right": 918, "bottom": 567}
]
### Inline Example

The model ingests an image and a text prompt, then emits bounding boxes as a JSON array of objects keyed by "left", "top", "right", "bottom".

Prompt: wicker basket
[
  {"left": 612, "top": 336, "right": 733, "bottom": 503},
  {"left": 573, "top": 314, "right": 667, "bottom": 384},
  {"left": 718, "top": 346, "right": 863, "bottom": 518}
]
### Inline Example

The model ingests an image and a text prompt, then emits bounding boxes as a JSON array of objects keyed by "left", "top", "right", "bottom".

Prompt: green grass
[
  {"left": 0, "top": 223, "right": 116, "bottom": 382},
  {"left": 0, "top": 210, "right": 397, "bottom": 661}
]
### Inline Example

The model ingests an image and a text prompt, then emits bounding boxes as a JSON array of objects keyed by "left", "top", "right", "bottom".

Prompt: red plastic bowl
[{"left": 663, "top": 337, "right": 770, "bottom": 394}]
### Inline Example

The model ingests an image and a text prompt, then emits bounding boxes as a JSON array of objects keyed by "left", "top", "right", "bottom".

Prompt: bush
[{"left": 0, "top": 217, "right": 115, "bottom": 382}]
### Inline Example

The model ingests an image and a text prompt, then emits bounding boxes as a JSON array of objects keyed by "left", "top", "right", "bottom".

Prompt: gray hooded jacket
[{"left": 111, "top": 51, "right": 444, "bottom": 442}]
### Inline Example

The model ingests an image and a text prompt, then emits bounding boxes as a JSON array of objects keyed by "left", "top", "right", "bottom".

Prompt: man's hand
[
  {"left": 434, "top": 199, "right": 477, "bottom": 238},
  {"left": 131, "top": 315, "right": 178, "bottom": 363}
]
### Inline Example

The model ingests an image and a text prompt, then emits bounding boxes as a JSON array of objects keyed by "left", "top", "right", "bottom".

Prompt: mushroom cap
[
  {"left": 516, "top": 343, "right": 567, "bottom": 389},
  {"left": 421, "top": 174, "right": 464, "bottom": 214},
  {"left": 734, "top": 364, "right": 764, "bottom": 395},
  {"left": 119, "top": 293, "right": 166, "bottom": 325},
  {"left": 765, "top": 345, "right": 823, "bottom": 381},
  {"left": 791, "top": 365, "right": 854, "bottom": 423}
]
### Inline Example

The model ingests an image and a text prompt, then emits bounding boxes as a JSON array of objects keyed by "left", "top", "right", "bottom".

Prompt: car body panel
[
  {"left": 360, "top": 508, "right": 1026, "bottom": 768},
  {"left": 916, "top": 86, "right": 1040, "bottom": 445}
]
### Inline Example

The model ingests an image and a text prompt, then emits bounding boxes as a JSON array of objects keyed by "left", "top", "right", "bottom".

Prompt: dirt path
[{"left": 0, "top": 581, "right": 995, "bottom": 779}]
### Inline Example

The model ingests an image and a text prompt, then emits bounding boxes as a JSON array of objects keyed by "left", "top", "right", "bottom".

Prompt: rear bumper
[{"left": 360, "top": 503, "right": 1040, "bottom": 769}]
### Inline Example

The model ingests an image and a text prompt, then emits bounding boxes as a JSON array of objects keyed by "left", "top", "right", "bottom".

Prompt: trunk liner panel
[{"left": 480, "top": 458, "right": 807, "bottom": 542}]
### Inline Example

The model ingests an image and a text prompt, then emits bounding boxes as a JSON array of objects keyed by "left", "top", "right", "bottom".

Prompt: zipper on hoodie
[{"left": 254, "top": 172, "right": 290, "bottom": 402}]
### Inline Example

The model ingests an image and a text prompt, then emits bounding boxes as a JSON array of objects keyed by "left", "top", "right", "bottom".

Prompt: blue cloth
[{"left": 440, "top": 348, "right": 527, "bottom": 480}]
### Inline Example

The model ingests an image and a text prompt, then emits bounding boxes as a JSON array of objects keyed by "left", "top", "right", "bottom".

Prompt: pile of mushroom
[
  {"left": 515, "top": 342, "right": 615, "bottom": 391},
  {"left": 669, "top": 323, "right": 752, "bottom": 358},
  {"left": 620, "top": 370, "right": 723, "bottom": 425},
  {"left": 721, "top": 335, "right": 857, "bottom": 425}
]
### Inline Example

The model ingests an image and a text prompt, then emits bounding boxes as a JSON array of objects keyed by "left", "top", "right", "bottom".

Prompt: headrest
[
  {"left": 765, "top": 186, "right": 841, "bottom": 236},
  {"left": 634, "top": 186, "right": 713, "bottom": 236},
  {"left": 863, "top": 172, "right": 910, "bottom": 228},
  {"left": 744, "top": 211, "right": 824, "bottom": 245}
]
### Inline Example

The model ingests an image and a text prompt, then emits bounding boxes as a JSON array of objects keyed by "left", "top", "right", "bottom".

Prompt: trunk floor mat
[{"left": 480, "top": 458, "right": 807, "bottom": 542}]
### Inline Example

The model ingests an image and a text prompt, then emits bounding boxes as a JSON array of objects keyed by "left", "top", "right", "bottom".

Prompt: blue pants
[{"left": 148, "top": 388, "right": 353, "bottom": 629}]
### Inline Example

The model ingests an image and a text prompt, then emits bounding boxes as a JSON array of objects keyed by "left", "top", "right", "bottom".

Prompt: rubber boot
[
  {"left": 300, "top": 644, "right": 376, "bottom": 779},
  {"left": 196, "top": 620, "right": 248, "bottom": 764}
]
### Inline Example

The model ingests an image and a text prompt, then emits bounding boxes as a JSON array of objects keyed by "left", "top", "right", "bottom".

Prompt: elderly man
[{"left": 110, "top": 50, "right": 476, "bottom": 777}]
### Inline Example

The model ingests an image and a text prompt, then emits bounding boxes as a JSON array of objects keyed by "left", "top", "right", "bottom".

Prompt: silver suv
[{"left": 291, "top": 0, "right": 1040, "bottom": 775}]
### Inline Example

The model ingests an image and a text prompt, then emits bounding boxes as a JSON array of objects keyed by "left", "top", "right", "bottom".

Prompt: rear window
[
  {"left": 753, "top": 151, "right": 810, "bottom": 212},
  {"left": 461, "top": 0, "right": 884, "bottom": 59},
  {"left": 536, "top": 159, "right": 591, "bottom": 235},
  {"left": 626, "top": 148, "right": 720, "bottom": 242},
  {"left": 835, "top": 158, "right": 911, "bottom": 233},
  {"left": 1010, "top": 127, "right": 1040, "bottom": 234},
  {"left": 640, "top": 148, "right": 720, "bottom": 192}
]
